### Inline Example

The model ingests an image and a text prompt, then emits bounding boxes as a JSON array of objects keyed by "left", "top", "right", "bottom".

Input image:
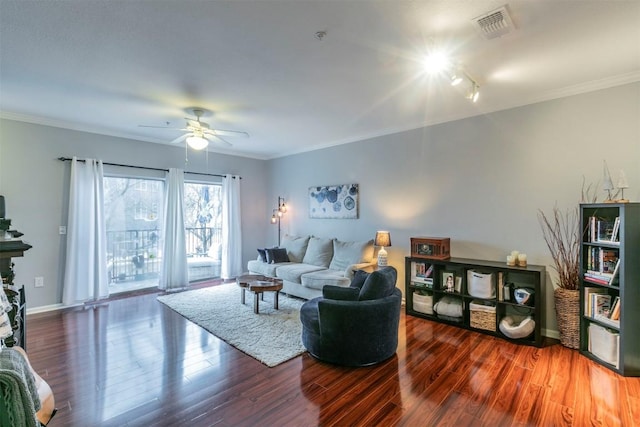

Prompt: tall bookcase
[
  {"left": 579, "top": 203, "right": 640, "bottom": 376},
  {"left": 405, "top": 257, "right": 545, "bottom": 347}
]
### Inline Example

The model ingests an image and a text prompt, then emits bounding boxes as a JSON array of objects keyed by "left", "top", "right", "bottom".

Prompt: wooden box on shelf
[{"left": 410, "top": 237, "right": 450, "bottom": 260}]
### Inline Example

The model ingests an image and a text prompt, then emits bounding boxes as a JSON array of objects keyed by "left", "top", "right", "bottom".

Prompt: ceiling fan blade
[
  {"left": 170, "top": 134, "right": 189, "bottom": 144},
  {"left": 205, "top": 129, "right": 250, "bottom": 138},
  {"left": 138, "top": 124, "right": 183, "bottom": 130},
  {"left": 208, "top": 134, "right": 233, "bottom": 147}
]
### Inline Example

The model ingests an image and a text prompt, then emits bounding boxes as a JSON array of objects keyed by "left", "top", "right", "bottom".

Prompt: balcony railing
[{"left": 106, "top": 227, "right": 221, "bottom": 283}]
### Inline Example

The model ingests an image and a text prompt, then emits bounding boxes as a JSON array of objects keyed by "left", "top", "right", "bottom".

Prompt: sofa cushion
[
  {"left": 275, "top": 263, "right": 325, "bottom": 284},
  {"left": 359, "top": 267, "right": 397, "bottom": 301},
  {"left": 247, "top": 259, "right": 288, "bottom": 277},
  {"left": 302, "top": 237, "right": 334, "bottom": 268},
  {"left": 257, "top": 248, "right": 267, "bottom": 262},
  {"left": 281, "top": 234, "right": 310, "bottom": 263},
  {"left": 328, "top": 239, "right": 375, "bottom": 271},
  {"left": 301, "top": 269, "right": 350, "bottom": 290},
  {"left": 350, "top": 269, "right": 369, "bottom": 289},
  {"left": 266, "top": 247, "right": 289, "bottom": 264}
]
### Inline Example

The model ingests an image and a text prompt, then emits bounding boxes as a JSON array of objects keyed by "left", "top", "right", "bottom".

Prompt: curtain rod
[{"left": 57, "top": 157, "right": 240, "bottom": 179}]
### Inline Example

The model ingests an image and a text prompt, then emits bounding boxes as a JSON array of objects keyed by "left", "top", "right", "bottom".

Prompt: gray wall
[
  {"left": 1, "top": 82, "right": 638, "bottom": 337},
  {"left": 0, "top": 119, "right": 268, "bottom": 309},
  {"left": 268, "top": 82, "right": 640, "bottom": 337}
]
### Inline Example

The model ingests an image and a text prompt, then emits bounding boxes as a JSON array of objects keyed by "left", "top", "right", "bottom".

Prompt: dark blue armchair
[{"left": 300, "top": 266, "right": 401, "bottom": 366}]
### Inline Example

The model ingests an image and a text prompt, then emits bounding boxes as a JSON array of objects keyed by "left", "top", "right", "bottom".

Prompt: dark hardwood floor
[{"left": 25, "top": 284, "right": 640, "bottom": 427}]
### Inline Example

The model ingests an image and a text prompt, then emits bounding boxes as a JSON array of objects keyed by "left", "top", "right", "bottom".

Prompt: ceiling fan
[{"left": 140, "top": 108, "right": 249, "bottom": 150}]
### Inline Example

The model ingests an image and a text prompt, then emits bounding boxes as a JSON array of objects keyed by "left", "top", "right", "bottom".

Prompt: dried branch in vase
[{"left": 537, "top": 205, "right": 580, "bottom": 290}]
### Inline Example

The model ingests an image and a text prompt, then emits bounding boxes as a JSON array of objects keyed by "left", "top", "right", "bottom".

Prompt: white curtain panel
[
  {"left": 62, "top": 157, "right": 109, "bottom": 305},
  {"left": 221, "top": 175, "right": 243, "bottom": 279},
  {"left": 159, "top": 168, "right": 188, "bottom": 291}
]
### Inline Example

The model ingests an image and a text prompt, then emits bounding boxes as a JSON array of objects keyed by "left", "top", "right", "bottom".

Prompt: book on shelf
[
  {"left": 586, "top": 247, "right": 619, "bottom": 274},
  {"left": 584, "top": 258, "right": 620, "bottom": 286},
  {"left": 497, "top": 271, "right": 504, "bottom": 301},
  {"left": 584, "top": 287, "right": 607, "bottom": 316},
  {"left": 610, "top": 216, "right": 620, "bottom": 242},
  {"left": 411, "top": 280, "right": 433, "bottom": 289},
  {"left": 591, "top": 293, "right": 611, "bottom": 318},
  {"left": 411, "top": 262, "right": 433, "bottom": 278},
  {"left": 589, "top": 216, "right": 621, "bottom": 244},
  {"left": 610, "top": 296, "right": 621, "bottom": 320},
  {"left": 596, "top": 219, "right": 616, "bottom": 242}
]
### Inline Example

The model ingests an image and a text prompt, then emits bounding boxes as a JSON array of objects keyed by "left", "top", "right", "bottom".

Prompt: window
[{"left": 184, "top": 181, "right": 222, "bottom": 281}]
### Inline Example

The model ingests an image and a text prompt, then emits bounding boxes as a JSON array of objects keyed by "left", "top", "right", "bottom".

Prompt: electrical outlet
[
  {"left": 59, "top": 226, "right": 67, "bottom": 235},
  {"left": 35, "top": 276, "right": 44, "bottom": 288}
]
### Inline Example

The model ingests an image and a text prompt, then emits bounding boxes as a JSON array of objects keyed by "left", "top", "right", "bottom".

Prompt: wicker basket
[
  {"left": 413, "top": 292, "right": 433, "bottom": 315},
  {"left": 470, "top": 300, "right": 496, "bottom": 331}
]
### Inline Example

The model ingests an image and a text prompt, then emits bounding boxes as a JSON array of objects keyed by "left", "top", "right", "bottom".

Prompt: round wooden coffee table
[{"left": 236, "top": 274, "right": 284, "bottom": 314}]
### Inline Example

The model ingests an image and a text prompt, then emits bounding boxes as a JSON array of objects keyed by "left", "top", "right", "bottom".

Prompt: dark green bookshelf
[
  {"left": 405, "top": 256, "right": 545, "bottom": 347},
  {"left": 579, "top": 202, "right": 640, "bottom": 376}
]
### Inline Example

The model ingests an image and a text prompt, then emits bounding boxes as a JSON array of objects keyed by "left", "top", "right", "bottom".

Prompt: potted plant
[{"left": 538, "top": 205, "right": 581, "bottom": 349}]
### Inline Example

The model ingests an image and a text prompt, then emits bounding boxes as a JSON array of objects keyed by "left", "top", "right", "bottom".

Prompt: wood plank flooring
[{"left": 24, "top": 284, "right": 640, "bottom": 427}]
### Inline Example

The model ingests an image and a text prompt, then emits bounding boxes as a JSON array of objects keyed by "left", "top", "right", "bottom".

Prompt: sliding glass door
[
  {"left": 103, "top": 175, "right": 223, "bottom": 293},
  {"left": 103, "top": 176, "right": 164, "bottom": 293}
]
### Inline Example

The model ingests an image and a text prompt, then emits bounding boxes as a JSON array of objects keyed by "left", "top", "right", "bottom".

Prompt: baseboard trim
[{"left": 26, "top": 303, "right": 75, "bottom": 315}]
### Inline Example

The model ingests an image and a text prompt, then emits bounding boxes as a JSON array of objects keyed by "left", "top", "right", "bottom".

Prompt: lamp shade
[{"left": 375, "top": 231, "right": 391, "bottom": 247}]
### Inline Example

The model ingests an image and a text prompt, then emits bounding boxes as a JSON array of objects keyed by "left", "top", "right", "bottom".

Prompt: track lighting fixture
[{"left": 450, "top": 69, "right": 479, "bottom": 103}]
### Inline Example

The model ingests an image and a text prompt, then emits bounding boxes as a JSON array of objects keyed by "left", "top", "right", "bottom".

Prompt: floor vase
[{"left": 554, "top": 287, "right": 580, "bottom": 349}]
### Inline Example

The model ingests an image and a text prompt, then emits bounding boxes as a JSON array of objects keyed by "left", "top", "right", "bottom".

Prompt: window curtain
[
  {"left": 221, "top": 175, "right": 242, "bottom": 279},
  {"left": 62, "top": 157, "right": 109, "bottom": 305},
  {"left": 159, "top": 168, "right": 188, "bottom": 291}
]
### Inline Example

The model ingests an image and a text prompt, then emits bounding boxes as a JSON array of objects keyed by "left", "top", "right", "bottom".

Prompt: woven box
[
  {"left": 469, "top": 300, "right": 496, "bottom": 331},
  {"left": 412, "top": 292, "right": 433, "bottom": 315},
  {"left": 588, "top": 323, "right": 619, "bottom": 368}
]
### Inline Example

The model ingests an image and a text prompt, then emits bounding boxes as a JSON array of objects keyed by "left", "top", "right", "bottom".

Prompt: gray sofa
[{"left": 247, "top": 235, "right": 376, "bottom": 300}]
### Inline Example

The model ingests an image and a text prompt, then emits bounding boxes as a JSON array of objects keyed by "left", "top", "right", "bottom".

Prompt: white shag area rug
[{"left": 157, "top": 283, "right": 306, "bottom": 367}]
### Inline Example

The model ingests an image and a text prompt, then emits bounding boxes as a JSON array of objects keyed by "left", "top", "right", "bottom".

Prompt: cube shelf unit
[
  {"left": 405, "top": 257, "right": 545, "bottom": 347},
  {"left": 579, "top": 202, "right": 640, "bottom": 376}
]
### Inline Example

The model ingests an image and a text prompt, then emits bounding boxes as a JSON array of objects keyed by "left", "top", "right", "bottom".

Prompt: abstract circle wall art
[{"left": 309, "top": 184, "right": 359, "bottom": 219}]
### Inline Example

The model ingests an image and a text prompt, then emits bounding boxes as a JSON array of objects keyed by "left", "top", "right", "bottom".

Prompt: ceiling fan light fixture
[{"left": 186, "top": 135, "right": 208, "bottom": 150}]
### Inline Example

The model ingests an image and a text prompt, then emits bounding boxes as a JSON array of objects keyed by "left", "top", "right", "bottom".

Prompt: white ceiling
[{"left": 1, "top": 1, "right": 639, "bottom": 160}]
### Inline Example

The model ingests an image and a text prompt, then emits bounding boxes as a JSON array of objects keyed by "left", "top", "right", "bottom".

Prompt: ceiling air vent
[{"left": 473, "top": 6, "right": 515, "bottom": 39}]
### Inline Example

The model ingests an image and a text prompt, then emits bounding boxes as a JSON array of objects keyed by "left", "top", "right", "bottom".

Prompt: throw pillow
[
  {"left": 257, "top": 248, "right": 267, "bottom": 263},
  {"left": 281, "top": 234, "right": 310, "bottom": 263},
  {"left": 350, "top": 269, "right": 369, "bottom": 289},
  {"left": 328, "top": 239, "right": 375, "bottom": 271},
  {"left": 322, "top": 285, "right": 360, "bottom": 301},
  {"left": 266, "top": 247, "right": 289, "bottom": 264},
  {"left": 359, "top": 266, "right": 397, "bottom": 301},
  {"left": 302, "top": 237, "right": 334, "bottom": 268}
]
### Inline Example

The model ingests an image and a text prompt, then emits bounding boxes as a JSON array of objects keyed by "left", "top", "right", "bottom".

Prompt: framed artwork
[
  {"left": 442, "top": 271, "right": 455, "bottom": 293},
  {"left": 309, "top": 184, "right": 359, "bottom": 219}
]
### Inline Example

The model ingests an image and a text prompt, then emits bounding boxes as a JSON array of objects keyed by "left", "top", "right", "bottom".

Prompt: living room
[{"left": 1, "top": 1, "right": 640, "bottom": 426}]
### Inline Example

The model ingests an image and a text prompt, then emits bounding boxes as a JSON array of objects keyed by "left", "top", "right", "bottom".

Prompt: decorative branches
[{"left": 538, "top": 205, "right": 580, "bottom": 290}]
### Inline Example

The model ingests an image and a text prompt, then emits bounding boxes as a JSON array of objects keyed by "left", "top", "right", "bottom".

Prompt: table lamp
[{"left": 375, "top": 231, "right": 391, "bottom": 267}]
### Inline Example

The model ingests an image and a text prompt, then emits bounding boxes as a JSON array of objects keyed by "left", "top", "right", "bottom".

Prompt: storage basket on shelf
[
  {"left": 412, "top": 292, "right": 433, "bottom": 315},
  {"left": 469, "top": 300, "right": 496, "bottom": 331},
  {"left": 467, "top": 270, "right": 496, "bottom": 299},
  {"left": 588, "top": 323, "right": 620, "bottom": 368}
]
